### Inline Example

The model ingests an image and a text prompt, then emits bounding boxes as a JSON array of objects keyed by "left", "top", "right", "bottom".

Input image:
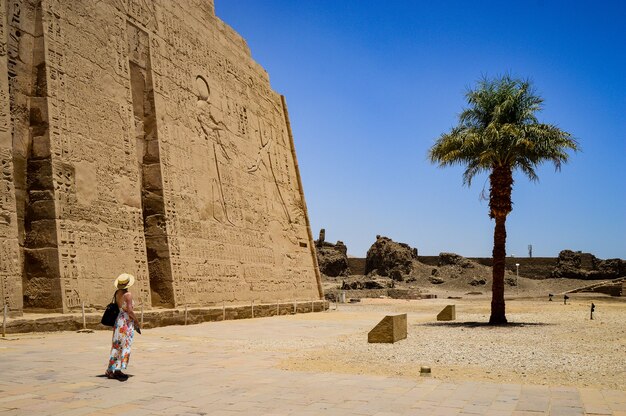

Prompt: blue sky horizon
[{"left": 217, "top": 1, "right": 626, "bottom": 259}]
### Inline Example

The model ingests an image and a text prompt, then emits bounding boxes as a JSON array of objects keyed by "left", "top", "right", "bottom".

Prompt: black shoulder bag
[{"left": 101, "top": 292, "right": 120, "bottom": 326}]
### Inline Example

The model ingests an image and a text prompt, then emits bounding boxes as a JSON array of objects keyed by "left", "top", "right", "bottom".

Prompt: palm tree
[{"left": 429, "top": 75, "right": 579, "bottom": 324}]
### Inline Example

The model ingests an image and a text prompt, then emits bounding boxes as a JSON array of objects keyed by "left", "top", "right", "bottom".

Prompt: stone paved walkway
[{"left": 0, "top": 310, "right": 624, "bottom": 415}]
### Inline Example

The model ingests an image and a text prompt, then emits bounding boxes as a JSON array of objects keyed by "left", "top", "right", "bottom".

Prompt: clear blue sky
[{"left": 217, "top": 1, "right": 626, "bottom": 259}]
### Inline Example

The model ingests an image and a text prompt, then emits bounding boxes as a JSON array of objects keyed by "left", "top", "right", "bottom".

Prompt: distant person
[{"left": 105, "top": 273, "right": 140, "bottom": 381}]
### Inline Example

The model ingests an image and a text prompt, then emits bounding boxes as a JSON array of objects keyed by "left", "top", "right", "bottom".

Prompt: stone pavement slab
[{"left": 0, "top": 312, "right": 624, "bottom": 415}]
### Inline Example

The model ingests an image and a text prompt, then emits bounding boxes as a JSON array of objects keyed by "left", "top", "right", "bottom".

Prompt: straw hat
[{"left": 113, "top": 273, "right": 135, "bottom": 289}]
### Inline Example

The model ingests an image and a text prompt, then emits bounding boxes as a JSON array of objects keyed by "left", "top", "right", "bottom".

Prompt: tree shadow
[{"left": 418, "top": 321, "right": 553, "bottom": 328}]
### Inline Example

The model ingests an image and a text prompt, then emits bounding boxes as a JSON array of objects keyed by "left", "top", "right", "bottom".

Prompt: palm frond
[{"left": 429, "top": 75, "right": 579, "bottom": 187}]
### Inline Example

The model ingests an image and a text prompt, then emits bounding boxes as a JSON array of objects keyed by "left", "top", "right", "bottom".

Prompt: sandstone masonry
[{"left": 0, "top": 0, "right": 322, "bottom": 315}]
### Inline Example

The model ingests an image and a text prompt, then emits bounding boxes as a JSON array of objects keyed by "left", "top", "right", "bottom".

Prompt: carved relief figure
[
  {"left": 247, "top": 119, "right": 306, "bottom": 228},
  {"left": 195, "top": 76, "right": 234, "bottom": 225}
]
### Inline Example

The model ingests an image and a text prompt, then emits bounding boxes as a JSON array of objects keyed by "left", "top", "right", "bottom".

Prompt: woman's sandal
[{"left": 105, "top": 370, "right": 116, "bottom": 379}]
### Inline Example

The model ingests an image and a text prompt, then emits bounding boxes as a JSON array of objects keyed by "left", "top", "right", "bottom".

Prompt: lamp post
[{"left": 515, "top": 263, "right": 520, "bottom": 295}]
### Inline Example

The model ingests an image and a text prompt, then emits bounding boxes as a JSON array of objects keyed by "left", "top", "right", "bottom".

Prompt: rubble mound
[
  {"left": 414, "top": 252, "right": 517, "bottom": 289},
  {"left": 438, "top": 252, "right": 474, "bottom": 268},
  {"left": 316, "top": 240, "right": 350, "bottom": 277},
  {"left": 341, "top": 279, "right": 385, "bottom": 290},
  {"left": 314, "top": 229, "right": 350, "bottom": 277},
  {"left": 552, "top": 250, "right": 626, "bottom": 280},
  {"left": 365, "top": 236, "right": 418, "bottom": 278}
]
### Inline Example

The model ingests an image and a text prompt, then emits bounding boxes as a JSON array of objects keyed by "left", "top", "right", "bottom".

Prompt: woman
[{"left": 105, "top": 273, "right": 139, "bottom": 381}]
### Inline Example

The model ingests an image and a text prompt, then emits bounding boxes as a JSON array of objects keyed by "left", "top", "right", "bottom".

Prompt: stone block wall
[
  {"left": 418, "top": 256, "right": 558, "bottom": 279},
  {"left": 1, "top": 0, "right": 322, "bottom": 314},
  {"left": 347, "top": 257, "right": 366, "bottom": 275},
  {"left": 0, "top": 0, "right": 22, "bottom": 313}
]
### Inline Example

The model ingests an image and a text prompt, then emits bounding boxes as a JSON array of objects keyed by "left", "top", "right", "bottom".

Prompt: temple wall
[
  {"left": 0, "top": 0, "right": 22, "bottom": 313},
  {"left": 0, "top": 0, "right": 321, "bottom": 314}
]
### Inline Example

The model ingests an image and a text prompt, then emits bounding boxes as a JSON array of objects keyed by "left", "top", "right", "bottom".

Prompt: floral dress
[{"left": 107, "top": 296, "right": 135, "bottom": 372}]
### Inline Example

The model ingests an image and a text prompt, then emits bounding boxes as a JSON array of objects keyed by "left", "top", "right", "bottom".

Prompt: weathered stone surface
[
  {"left": 387, "top": 288, "right": 421, "bottom": 299},
  {"left": 438, "top": 253, "right": 474, "bottom": 268},
  {"left": 552, "top": 250, "right": 585, "bottom": 279},
  {"left": 368, "top": 314, "right": 407, "bottom": 343},
  {"left": 24, "top": 220, "right": 58, "bottom": 248},
  {"left": 469, "top": 277, "right": 487, "bottom": 286},
  {"left": 315, "top": 238, "right": 350, "bottom": 277},
  {"left": 341, "top": 279, "right": 385, "bottom": 290},
  {"left": 3, "top": 300, "right": 329, "bottom": 334},
  {"left": 347, "top": 257, "right": 366, "bottom": 275},
  {"left": 592, "top": 258, "right": 626, "bottom": 279},
  {"left": 505, "top": 275, "right": 517, "bottom": 286},
  {"left": 25, "top": 159, "right": 54, "bottom": 190},
  {"left": 429, "top": 275, "right": 445, "bottom": 284},
  {"left": 437, "top": 305, "right": 456, "bottom": 321},
  {"left": 365, "top": 236, "right": 418, "bottom": 277},
  {"left": 0, "top": 0, "right": 321, "bottom": 315},
  {"left": 553, "top": 250, "right": 626, "bottom": 280},
  {"left": 389, "top": 267, "right": 405, "bottom": 281},
  {"left": 27, "top": 199, "right": 56, "bottom": 220}
]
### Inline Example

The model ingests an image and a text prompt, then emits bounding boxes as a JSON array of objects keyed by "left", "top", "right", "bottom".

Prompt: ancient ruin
[
  {"left": 552, "top": 250, "right": 626, "bottom": 280},
  {"left": 315, "top": 228, "right": 350, "bottom": 277},
  {"left": 0, "top": 0, "right": 322, "bottom": 315},
  {"left": 365, "top": 235, "right": 418, "bottom": 279}
]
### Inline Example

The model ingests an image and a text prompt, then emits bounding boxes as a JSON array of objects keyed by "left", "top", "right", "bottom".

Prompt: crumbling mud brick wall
[{"left": 1, "top": 0, "right": 322, "bottom": 314}]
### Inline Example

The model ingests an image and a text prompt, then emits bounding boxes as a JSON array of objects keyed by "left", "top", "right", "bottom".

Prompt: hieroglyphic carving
[
  {"left": 112, "top": 0, "right": 158, "bottom": 32},
  {"left": 1, "top": 0, "right": 320, "bottom": 313},
  {"left": 58, "top": 220, "right": 80, "bottom": 309},
  {"left": 112, "top": 12, "right": 130, "bottom": 79},
  {"left": 5, "top": 0, "right": 22, "bottom": 114},
  {"left": 149, "top": 36, "right": 166, "bottom": 96},
  {"left": 0, "top": 0, "right": 11, "bottom": 139},
  {"left": 0, "top": 0, "right": 21, "bottom": 311},
  {"left": 52, "top": 160, "right": 75, "bottom": 217},
  {"left": 0, "top": 238, "right": 20, "bottom": 305},
  {"left": 131, "top": 231, "right": 150, "bottom": 305},
  {"left": 43, "top": 4, "right": 69, "bottom": 161},
  {"left": 0, "top": 144, "right": 14, "bottom": 225}
]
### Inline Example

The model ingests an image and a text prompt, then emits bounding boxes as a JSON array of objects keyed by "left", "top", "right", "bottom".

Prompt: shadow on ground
[
  {"left": 95, "top": 373, "right": 134, "bottom": 382},
  {"left": 418, "top": 321, "right": 553, "bottom": 328}
]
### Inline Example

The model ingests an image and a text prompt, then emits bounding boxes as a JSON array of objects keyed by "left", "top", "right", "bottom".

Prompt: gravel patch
[{"left": 243, "top": 296, "right": 625, "bottom": 389}]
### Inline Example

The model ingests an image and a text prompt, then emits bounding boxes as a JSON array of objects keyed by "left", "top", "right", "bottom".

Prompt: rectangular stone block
[
  {"left": 24, "top": 219, "right": 58, "bottom": 248},
  {"left": 26, "top": 159, "right": 53, "bottom": 190},
  {"left": 142, "top": 163, "right": 163, "bottom": 191},
  {"left": 31, "top": 135, "right": 51, "bottom": 159},
  {"left": 437, "top": 305, "right": 456, "bottom": 321},
  {"left": 22, "top": 274, "right": 63, "bottom": 310},
  {"left": 23, "top": 248, "right": 60, "bottom": 278},
  {"left": 142, "top": 190, "right": 164, "bottom": 215},
  {"left": 368, "top": 314, "right": 407, "bottom": 343},
  {"left": 28, "top": 198, "right": 57, "bottom": 220}
]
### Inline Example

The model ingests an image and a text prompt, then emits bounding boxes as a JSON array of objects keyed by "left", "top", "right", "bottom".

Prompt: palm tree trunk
[
  {"left": 490, "top": 214, "right": 507, "bottom": 324},
  {"left": 488, "top": 165, "right": 513, "bottom": 324}
]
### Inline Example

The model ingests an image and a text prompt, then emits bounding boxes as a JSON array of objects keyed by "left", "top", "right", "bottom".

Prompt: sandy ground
[{"left": 277, "top": 294, "right": 626, "bottom": 390}]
